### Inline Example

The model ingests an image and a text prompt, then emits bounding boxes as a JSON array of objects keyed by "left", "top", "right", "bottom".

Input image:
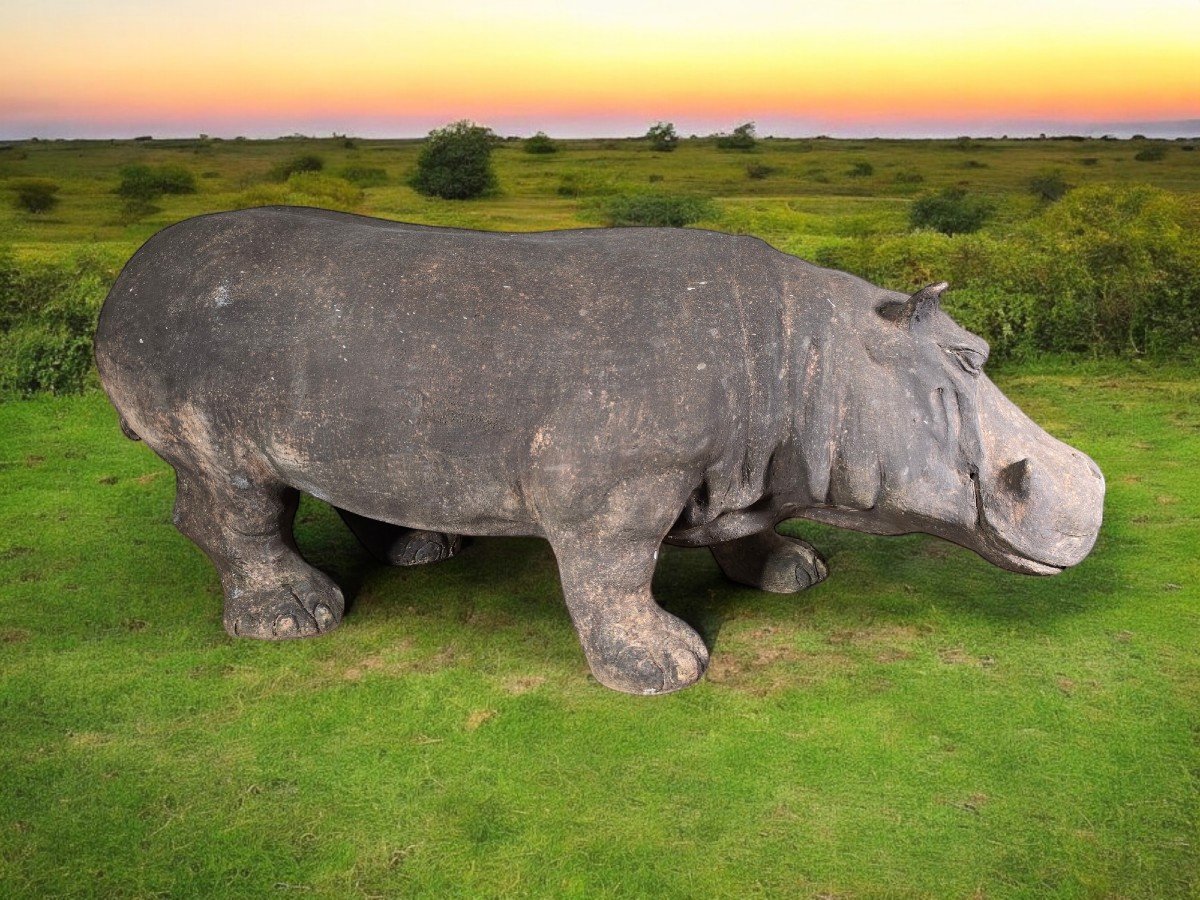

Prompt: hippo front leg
[
  {"left": 539, "top": 472, "right": 710, "bottom": 695},
  {"left": 710, "top": 529, "right": 828, "bottom": 594},
  {"left": 335, "top": 508, "right": 462, "bottom": 567}
]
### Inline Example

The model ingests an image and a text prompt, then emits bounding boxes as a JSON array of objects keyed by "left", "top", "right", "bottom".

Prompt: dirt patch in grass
[
  {"left": 829, "top": 623, "right": 922, "bottom": 663},
  {"left": 938, "top": 647, "right": 996, "bottom": 667},
  {"left": 464, "top": 709, "right": 496, "bottom": 731},
  {"left": 500, "top": 674, "right": 547, "bottom": 695},
  {"left": 709, "top": 626, "right": 858, "bottom": 694}
]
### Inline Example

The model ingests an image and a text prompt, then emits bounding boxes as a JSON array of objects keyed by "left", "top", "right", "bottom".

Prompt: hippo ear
[{"left": 880, "top": 281, "right": 949, "bottom": 327}]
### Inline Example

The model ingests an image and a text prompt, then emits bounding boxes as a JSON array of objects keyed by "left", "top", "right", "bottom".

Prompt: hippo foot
[
  {"left": 224, "top": 569, "right": 345, "bottom": 641},
  {"left": 335, "top": 507, "right": 462, "bottom": 568},
  {"left": 582, "top": 606, "right": 709, "bottom": 695},
  {"left": 387, "top": 530, "right": 463, "bottom": 567},
  {"left": 711, "top": 530, "right": 828, "bottom": 594}
]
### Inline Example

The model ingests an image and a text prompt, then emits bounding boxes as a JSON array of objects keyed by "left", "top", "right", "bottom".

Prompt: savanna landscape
[{"left": 2, "top": 132, "right": 1199, "bottom": 897}]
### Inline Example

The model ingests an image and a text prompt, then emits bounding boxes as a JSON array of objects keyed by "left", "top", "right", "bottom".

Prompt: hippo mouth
[
  {"left": 969, "top": 470, "right": 1074, "bottom": 576},
  {"left": 989, "top": 548, "right": 1065, "bottom": 576}
]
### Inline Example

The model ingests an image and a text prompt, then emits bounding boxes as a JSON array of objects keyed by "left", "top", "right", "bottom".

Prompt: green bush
[
  {"left": 601, "top": 192, "right": 716, "bottom": 227},
  {"left": 339, "top": 166, "right": 388, "bottom": 187},
  {"left": 847, "top": 162, "right": 874, "bottom": 177},
  {"left": 1026, "top": 184, "right": 1199, "bottom": 355},
  {"left": 410, "top": 121, "right": 497, "bottom": 200},
  {"left": 893, "top": 170, "right": 924, "bottom": 185},
  {"left": 268, "top": 154, "right": 324, "bottom": 182},
  {"left": 116, "top": 164, "right": 196, "bottom": 201},
  {"left": 9, "top": 178, "right": 61, "bottom": 214},
  {"left": 1028, "top": 171, "right": 1070, "bottom": 202},
  {"left": 817, "top": 183, "right": 1199, "bottom": 361},
  {"left": 524, "top": 132, "right": 558, "bottom": 154},
  {"left": 0, "top": 247, "right": 121, "bottom": 397},
  {"left": 235, "top": 173, "right": 364, "bottom": 211},
  {"left": 1133, "top": 146, "right": 1167, "bottom": 162},
  {"left": 909, "top": 188, "right": 993, "bottom": 235},
  {"left": 645, "top": 122, "right": 678, "bottom": 153},
  {"left": 715, "top": 123, "right": 756, "bottom": 151}
]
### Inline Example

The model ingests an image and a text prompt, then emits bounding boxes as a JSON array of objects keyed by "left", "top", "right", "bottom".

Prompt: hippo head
[{"left": 801, "top": 281, "right": 1104, "bottom": 574}]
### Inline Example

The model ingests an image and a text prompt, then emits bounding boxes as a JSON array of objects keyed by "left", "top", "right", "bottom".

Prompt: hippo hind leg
[
  {"left": 171, "top": 467, "right": 344, "bottom": 640},
  {"left": 335, "top": 508, "right": 462, "bottom": 567},
  {"left": 710, "top": 529, "right": 828, "bottom": 594}
]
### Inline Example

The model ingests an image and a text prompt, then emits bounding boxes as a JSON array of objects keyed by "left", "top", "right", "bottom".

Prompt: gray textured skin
[{"left": 94, "top": 207, "right": 1105, "bottom": 695}]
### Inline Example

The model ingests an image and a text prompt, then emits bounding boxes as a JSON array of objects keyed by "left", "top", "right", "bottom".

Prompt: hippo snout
[{"left": 974, "top": 379, "right": 1105, "bottom": 575}]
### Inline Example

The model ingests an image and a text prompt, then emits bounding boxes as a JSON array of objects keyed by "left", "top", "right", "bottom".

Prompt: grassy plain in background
[{"left": 1, "top": 135, "right": 1198, "bottom": 897}]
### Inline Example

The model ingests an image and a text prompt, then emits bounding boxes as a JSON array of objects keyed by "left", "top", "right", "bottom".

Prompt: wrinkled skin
[{"left": 94, "top": 208, "right": 1104, "bottom": 695}]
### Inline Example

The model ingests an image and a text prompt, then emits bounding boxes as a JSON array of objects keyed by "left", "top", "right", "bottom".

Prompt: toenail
[
  {"left": 313, "top": 603, "right": 333, "bottom": 628},
  {"left": 274, "top": 614, "right": 298, "bottom": 636}
]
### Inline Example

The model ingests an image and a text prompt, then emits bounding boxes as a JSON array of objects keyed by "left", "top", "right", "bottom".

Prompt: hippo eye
[{"left": 948, "top": 346, "right": 987, "bottom": 375}]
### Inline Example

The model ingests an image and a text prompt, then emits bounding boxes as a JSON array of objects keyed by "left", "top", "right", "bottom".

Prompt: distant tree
[
  {"left": 716, "top": 122, "right": 757, "bottom": 151},
  {"left": 524, "top": 132, "right": 558, "bottom": 154},
  {"left": 410, "top": 120, "right": 497, "bottom": 200},
  {"left": 847, "top": 161, "right": 874, "bottom": 177},
  {"left": 909, "top": 187, "right": 994, "bottom": 235},
  {"left": 645, "top": 122, "right": 678, "bottom": 152},
  {"left": 10, "top": 178, "right": 60, "bottom": 214},
  {"left": 268, "top": 154, "right": 324, "bottom": 182},
  {"left": 116, "top": 164, "right": 197, "bottom": 201},
  {"left": 1028, "top": 171, "right": 1070, "bottom": 202}
]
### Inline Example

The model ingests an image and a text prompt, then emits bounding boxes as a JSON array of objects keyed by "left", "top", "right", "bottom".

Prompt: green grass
[
  {"left": 1, "top": 362, "right": 1197, "bottom": 897},
  {"left": 3, "top": 135, "right": 1198, "bottom": 261},
  {"left": 2, "top": 136, "right": 1199, "bottom": 895}
]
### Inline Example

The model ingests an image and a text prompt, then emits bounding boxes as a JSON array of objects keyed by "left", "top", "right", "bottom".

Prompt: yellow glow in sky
[{"left": 2, "top": 0, "right": 1197, "bottom": 136}]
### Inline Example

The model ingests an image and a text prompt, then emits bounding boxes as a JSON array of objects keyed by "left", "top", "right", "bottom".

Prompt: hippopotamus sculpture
[{"left": 94, "top": 207, "right": 1105, "bottom": 694}]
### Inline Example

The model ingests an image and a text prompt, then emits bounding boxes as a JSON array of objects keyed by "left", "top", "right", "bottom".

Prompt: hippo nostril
[{"left": 1000, "top": 458, "right": 1032, "bottom": 499}]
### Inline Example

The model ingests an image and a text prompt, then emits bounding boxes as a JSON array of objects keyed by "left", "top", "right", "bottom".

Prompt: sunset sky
[{"left": 2, "top": 0, "right": 1198, "bottom": 139}]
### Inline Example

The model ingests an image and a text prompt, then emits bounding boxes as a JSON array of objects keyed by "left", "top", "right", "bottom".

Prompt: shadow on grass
[{"left": 292, "top": 495, "right": 1123, "bottom": 666}]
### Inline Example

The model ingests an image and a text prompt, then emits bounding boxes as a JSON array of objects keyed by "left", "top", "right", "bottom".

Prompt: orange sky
[{"left": 2, "top": 0, "right": 1198, "bottom": 137}]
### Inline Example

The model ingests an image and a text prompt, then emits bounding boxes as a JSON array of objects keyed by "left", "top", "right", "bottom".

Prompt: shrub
[
  {"left": 601, "top": 192, "right": 716, "bottom": 227},
  {"left": 9, "top": 178, "right": 60, "bottom": 214},
  {"left": 0, "top": 247, "right": 121, "bottom": 397},
  {"left": 1133, "top": 146, "right": 1167, "bottom": 162},
  {"left": 116, "top": 164, "right": 196, "bottom": 201},
  {"left": 1028, "top": 171, "right": 1070, "bottom": 202},
  {"left": 410, "top": 120, "right": 497, "bottom": 200},
  {"left": 236, "top": 173, "right": 363, "bottom": 211},
  {"left": 962, "top": 160, "right": 988, "bottom": 169},
  {"left": 909, "top": 188, "right": 993, "bottom": 235},
  {"left": 847, "top": 162, "right": 873, "bottom": 177},
  {"left": 645, "top": 122, "right": 678, "bottom": 152},
  {"left": 1079, "top": 158, "right": 1100, "bottom": 166},
  {"left": 893, "top": 170, "right": 924, "bottom": 184},
  {"left": 1026, "top": 183, "right": 1200, "bottom": 355},
  {"left": 817, "top": 183, "right": 1200, "bottom": 361},
  {"left": 339, "top": 165, "right": 388, "bottom": 187},
  {"left": 524, "top": 132, "right": 558, "bottom": 154},
  {"left": 746, "top": 164, "right": 777, "bottom": 180},
  {"left": 715, "top": 123, "right": 756, "bottom": 151},
  {"left": 268, "top": 153, "right": 324, "bottom": 182}
]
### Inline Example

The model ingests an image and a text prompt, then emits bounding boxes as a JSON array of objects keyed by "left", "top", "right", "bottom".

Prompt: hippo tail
[{"left": 118, "top": 416, "right": 141, "bottom": 441}]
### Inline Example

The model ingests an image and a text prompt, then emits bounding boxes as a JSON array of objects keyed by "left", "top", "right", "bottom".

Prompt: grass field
[
  {"left": 3, "top": 134, "right": 1198, "bottom": 263},
  {"left": 1, "top": 136, "right": 1199, "bottom": 896}
]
